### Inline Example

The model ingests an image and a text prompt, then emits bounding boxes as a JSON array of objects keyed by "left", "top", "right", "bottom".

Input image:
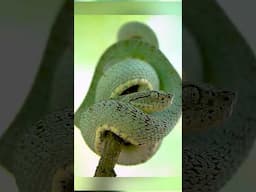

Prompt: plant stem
[{"left": 94, "top": 131, "right": 123, "bottom": 177}]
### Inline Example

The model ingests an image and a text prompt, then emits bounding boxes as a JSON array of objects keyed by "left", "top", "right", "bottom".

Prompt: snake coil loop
[
  {"left": 0, "top": 1, "right": 74, "bottom": 191},
  {"left": 183, "top": 0, "right": 256, "bottom": 191},
  {"left": 75, "top": 22, "right": 182, "bottom": 165}
]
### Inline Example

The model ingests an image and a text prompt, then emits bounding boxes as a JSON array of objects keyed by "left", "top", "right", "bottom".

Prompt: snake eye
[
  {"left": 151, "top": 91, "right": 159, "bottom": 98},
  {"left": 183, "top": 85, "right": 200, "bottom": 104}
]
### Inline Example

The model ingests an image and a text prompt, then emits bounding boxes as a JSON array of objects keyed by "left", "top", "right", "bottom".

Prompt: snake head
[
  {"left": 117, "top": 90, "right": 173, "bottom": 113},
  {"left": 183, "top": 82, "right": 237, "bottom": 133}
]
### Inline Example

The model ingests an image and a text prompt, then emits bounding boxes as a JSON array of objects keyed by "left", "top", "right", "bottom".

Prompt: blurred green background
[{"left": 74, "top": 2, "right": 181, "bottom": 191}]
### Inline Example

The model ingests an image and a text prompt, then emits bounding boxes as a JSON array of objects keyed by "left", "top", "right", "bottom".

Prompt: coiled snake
[
  {"left": 0, "top": 1, "right": 73, "bottom": 192},
  {"left": 183, "top": 0, "right": 256, "bottom": 191},
  {"left": 75, "top": 22, "right": 182, "bottom": 166}
]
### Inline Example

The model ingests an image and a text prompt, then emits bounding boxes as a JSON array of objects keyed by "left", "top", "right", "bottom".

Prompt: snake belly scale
[{"left": 75, "top": 39, "right": 182, "bottom": 165}]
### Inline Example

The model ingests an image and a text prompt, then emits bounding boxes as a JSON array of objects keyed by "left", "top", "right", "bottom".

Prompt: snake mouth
[{"left": 51, "top": 164, "right": 73, "bottom": 192}]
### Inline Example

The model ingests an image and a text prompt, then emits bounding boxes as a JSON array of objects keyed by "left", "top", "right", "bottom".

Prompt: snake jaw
[{"left": 130, "top": 91, "right": 173, "bottom": 113}]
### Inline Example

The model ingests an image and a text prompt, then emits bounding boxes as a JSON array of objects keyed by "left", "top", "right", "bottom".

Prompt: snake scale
[
  {"left": 0, "top": 1, "right": 74, "bottom": 192},
  {"left": 75, "top": 22, "right": 182, "bottom": 165},
  {"left": 183, "top": 0, "right": 256, "bottom": 191}
]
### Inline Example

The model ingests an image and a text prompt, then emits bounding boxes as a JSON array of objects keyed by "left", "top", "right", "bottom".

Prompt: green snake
[
  {"left": 182, "top": 82, "right": 236, "bottom": 134},
  {"left": 183, "top": 0, "right": 256, "bottom": 191},
  {"left": 0, "top": 1, "right": 74, "bottom": 192},
  {"left": 75, "top": 22, "right": 182, "bottom": 165}
]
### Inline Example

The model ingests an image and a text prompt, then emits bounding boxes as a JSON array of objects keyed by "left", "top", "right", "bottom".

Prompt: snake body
[
  {"left": 183, "top": 0, "right": 256, "bottom": 191},
  {"left": 12, "top": 110, "right": 73, "bottom": 192},
  {"left": 75, "top": 23, "right": 182, "bottom": 165},
  {"left": 0, "top": 1, "right": 74, "bottom": 191}
]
